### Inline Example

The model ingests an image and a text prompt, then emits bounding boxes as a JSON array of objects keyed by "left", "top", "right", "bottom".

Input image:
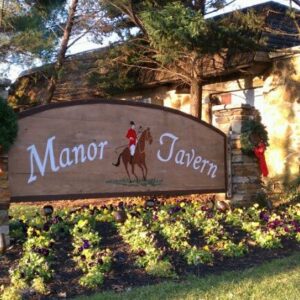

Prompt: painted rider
[{"left": 126, "top": 121, "right": 137, "bottom": 164}]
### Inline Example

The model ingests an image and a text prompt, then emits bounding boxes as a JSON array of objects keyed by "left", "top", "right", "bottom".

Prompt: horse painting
[{"left": 113, "top": 128, "right": 153, "bottom": 182}]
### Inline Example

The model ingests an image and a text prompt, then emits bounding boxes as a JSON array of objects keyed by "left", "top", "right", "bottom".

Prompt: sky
[{"left": 1, "top": 0, "right": 299, "bottom": 82}]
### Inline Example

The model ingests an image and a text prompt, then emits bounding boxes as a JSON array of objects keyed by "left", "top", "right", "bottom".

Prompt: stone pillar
[
  {"left": 212, "top": 104, "right": 262, "bottom": 207},
  {"left": 0, "top": 154, "right": 10, "bottom": 246}
]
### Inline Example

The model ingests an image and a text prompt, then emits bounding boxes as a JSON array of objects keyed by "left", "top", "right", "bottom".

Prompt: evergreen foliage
[
  {"left": 240, "top": 119, "right": 269, "bottom": 156},
  {"left": 0, "top": 97, "right": 18, "bottom": 153},
  {"left": 0, "top": 0, "right": 67, "bottom": 65},
  {"left": 91, "top": 0, "right": 265, "bottom": 117}
]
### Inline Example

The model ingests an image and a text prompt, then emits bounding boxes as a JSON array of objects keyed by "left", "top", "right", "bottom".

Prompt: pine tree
[
  {"left": 0, "top": 1, "right": 67, "bottom": 65},
  {"left": 91, "top": 0, "right": 264, "bottom": 119},
  {"left": 1, "top": 1, "right": 108, "bottom": 103}
]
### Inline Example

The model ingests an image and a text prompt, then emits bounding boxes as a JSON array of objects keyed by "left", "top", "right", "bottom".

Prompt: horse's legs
[
  {"left": 123, "top": 157, "right": 132, "bottom": 182},
  {"left": 137, "top": 162, "right": 146, "bottom": 181},
  {"left": 142, "top": 161, "right": 148, "bottom": 180},
  {"left": 131, "top": 162, "right": 139, "bottom": 182}
]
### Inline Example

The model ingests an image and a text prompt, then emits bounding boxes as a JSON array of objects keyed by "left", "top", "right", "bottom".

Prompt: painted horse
[{"left": 113, "top": 128, "right": 153, "bottom": 182}]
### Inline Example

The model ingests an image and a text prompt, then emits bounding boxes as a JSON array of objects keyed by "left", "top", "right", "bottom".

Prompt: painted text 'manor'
[{"left": 27, "top": 136, "right": 108, "bottom": 183}]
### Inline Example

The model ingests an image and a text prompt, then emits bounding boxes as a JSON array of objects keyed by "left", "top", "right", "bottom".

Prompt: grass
[
  {"left": 106, "top": 178, "right": 162, "bottom": 187},
  {"left": 75, "top": 252, "right": 300, "bottom": 300}
]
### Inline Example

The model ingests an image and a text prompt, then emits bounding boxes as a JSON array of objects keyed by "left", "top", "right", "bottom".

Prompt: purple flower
[
  {"left": 51, "top": 216, "right": 62, "bottom": 224},
  {"left": 174, "top": 206, "right": 181, "bottom": 213},
  {"left": 168, "top": 208, "right": 175, "bottom": 215},
  {"left": 267, "top": 222, "right": 275, "bottom": 229},
  {"left": 259, "top": 211, "right": 270, "bottom": 222},
  {"left": 168, "top": 206, "right": 181, "bottom": 215},
  {"left": 42, "top": 249, "right": 50, "bottom": 256},
  {"left": 201, "top": 205, "right": 209, "bottom": 212},
  {"left": 274, "top": 219, "right": 282, "bottom": 226},
  {"left": 43, "top": 223, "right": 50, "bottom": 232},
  {"left": 83, "top": 240, "right": 90, "bottom": 249},
  {"left": 290, "top": 220, "right": 299, "bottom": 228},
  {"left": 206, "top": 212, "right": 213, "bottom": 219},
  {"left": 267, "top": 219, "right": 282, "bottom": 229}
]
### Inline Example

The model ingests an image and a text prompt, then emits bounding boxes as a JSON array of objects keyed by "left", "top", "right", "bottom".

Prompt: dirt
[
  {"left": 0, "top": 243, "right": 22, "bottom": 286},
  {"left": 1, "top": 219, "right": 300, "bottom": 300}
]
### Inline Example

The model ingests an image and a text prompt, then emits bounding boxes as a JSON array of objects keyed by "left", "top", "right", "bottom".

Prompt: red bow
[{"left": 254, "top": 142, "right": 269, "bottom": 177}]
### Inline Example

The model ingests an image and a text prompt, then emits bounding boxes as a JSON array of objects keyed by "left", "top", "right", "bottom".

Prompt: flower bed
[
  {"left": 118, "top": 214, "right": 176, "bottom": 278},
  {"left": 0, "top": 201, "right": 299, "bottom": 299},
  {"left": 1, "top": 212, "right": 69, "bottom": 299},
  {"left": 70, "top": 210, "right": 112, "bottom": 289}
]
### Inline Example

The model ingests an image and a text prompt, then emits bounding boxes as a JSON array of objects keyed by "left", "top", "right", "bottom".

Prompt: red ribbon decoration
[{"left": 254, "top": 142, "right": 269, "bottom": 177}]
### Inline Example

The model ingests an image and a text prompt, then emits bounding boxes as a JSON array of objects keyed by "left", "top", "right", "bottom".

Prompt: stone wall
[
  {"left": 261, "top": 55, "right": 300, "bottom": 186},
  {"left": 212, "top": 104, "right": 262, "bottom": 206}
]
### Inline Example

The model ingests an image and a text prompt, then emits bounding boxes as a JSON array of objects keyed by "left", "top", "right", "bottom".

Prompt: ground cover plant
[
  {"left": 70, "top": 210, "right": 112, "bottom": 289},
  {"left": 0, "top": 199, "right": 299, "bottom": 299}
]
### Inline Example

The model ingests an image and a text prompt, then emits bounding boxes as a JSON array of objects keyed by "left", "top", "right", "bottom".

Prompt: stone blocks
[{"left": 213, "top": 104, "right": 262, "bottom": 206}]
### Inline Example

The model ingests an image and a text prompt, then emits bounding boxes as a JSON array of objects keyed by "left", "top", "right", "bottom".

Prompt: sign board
[{"left": 8, "top": 100, "right": 227, "bottom": 202}]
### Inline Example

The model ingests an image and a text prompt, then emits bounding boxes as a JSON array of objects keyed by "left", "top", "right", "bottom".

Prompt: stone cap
[{"left": 212, "top": 103, "right": 253, "bottom": 112}]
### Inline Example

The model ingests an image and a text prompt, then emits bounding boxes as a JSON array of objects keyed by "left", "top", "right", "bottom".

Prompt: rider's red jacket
[{"left": 126, "top": 128, "right": 137, "bottom": 146}]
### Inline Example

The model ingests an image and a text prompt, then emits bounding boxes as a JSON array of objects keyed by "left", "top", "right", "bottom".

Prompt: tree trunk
[
  {"left": 190, "top": 79, "right": 202, "bottom": 119},
  {"left": 42, "top": 0, "right": 78, "bottom": 104},
  {"left": 0, "top": 0, "right": 5, "bottom": 28},
  {"left": 194, "top": 0, "right": 206, "bottom": 14}
]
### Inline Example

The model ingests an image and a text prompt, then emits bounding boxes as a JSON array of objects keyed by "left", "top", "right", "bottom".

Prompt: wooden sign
[{"left": 8, "top": 100, "right": 227, "bottom": 202}]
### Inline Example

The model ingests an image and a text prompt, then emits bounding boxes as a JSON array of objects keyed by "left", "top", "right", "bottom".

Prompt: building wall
[
  {"left": 185, "top": 57, "right": 299, "bottom": 186},
  {"left": 261, "top": 56, "right": 300, "bottom": 184}
]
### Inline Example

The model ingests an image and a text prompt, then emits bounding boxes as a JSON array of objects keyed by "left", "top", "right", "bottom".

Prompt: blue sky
[{"left": 1, "top": 0, "right": 298, "bottom": 82}]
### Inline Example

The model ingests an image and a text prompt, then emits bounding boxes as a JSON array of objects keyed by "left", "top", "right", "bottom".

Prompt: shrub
[{"left": 0, "top": 97, "right": 18, "bottom": 153}]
